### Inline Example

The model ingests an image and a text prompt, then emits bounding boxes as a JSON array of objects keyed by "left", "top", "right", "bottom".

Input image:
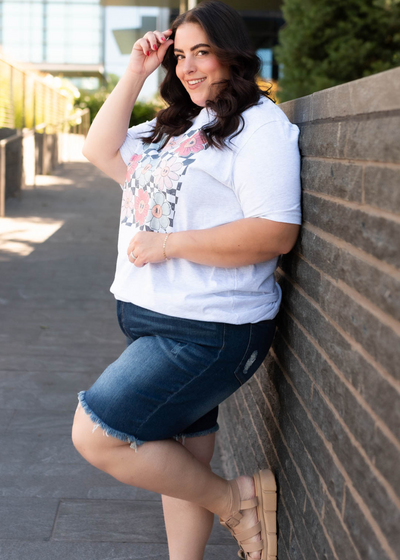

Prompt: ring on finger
[{"left": 130, "top": 251, "right": 137, "bottom": 260}]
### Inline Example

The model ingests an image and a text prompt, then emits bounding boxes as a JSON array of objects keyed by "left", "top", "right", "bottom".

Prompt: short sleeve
[
  {"left": 119, "top": 118, "right": 157, "bottom": 165},
  {"left": 232, "top": 120, "right": 302, "bottom": 225}
]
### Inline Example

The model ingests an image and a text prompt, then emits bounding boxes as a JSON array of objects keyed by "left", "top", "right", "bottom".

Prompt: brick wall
[{"left": 217, "top": 66, "right": 400, "bottom": 560}]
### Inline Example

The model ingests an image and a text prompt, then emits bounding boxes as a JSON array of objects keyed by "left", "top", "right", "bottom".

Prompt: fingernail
[
  {"left": 153, "top": 44, "right": 157, "bottom": 50},
  {"left": 161, "top": 37, "right": 166, "bottom": 42},
  {"left": 146, "top": 51, "right": 150, "bottom": 56}
]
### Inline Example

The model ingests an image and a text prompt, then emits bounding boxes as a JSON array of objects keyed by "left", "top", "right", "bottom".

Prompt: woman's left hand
[{"left": 127, "top": 231, "right": 166, "bottom": 267}]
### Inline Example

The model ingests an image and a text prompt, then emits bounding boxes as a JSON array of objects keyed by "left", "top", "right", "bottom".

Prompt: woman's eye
[
  {"left": 197, "top": 50, "right": 208, "bottom": 56},
  {"left": 175, "top": 54, "right": 184, "bottom": 60}
]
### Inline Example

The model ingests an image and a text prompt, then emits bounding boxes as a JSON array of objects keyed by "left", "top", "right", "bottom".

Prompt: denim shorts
[{"left": 78, "top": 301, "right": 276, "bottom": 450}]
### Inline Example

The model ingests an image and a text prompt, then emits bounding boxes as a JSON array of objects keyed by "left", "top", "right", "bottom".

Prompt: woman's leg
[
  {"left": 162, "top": 434, "right": 216, "bottom": 560},
  {"left": 72, "top": 405, "right": 261, "bottom": 559}
]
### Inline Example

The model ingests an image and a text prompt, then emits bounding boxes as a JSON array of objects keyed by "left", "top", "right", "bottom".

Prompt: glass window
[
  {"left": 46, "top": 47, "right": 66, "bottom": 63},
  {"left": 257, "top": 49, "right": 273, "bottom": 80}
]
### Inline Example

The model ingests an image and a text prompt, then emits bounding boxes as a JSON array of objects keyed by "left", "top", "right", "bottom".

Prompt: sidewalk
[{"left": 0, "top": 161, "right": 238, "bottom": 560}]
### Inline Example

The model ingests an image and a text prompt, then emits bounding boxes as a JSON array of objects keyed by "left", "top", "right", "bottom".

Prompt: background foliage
[
  {"left": 275, "top": 0, "right": 400, "bottom": 102},
  {"left": 76, "top": 73, "right": 162, "bottom": 127}
]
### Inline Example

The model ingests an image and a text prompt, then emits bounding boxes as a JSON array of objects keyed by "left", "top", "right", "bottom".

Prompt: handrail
[{"left": 0, "top": 108, "right": 90, "bottom": 217}]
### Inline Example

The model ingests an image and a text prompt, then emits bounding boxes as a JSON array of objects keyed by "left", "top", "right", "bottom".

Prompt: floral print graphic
[
  {"left": 164, "top": 138, "right": 178, "bottom": 150},
  {"left": 154, "top": 156, "right": 183, "bottom": 191},
  {"left": 126, "top": 153, "right": 142, "bottom": 181},
  {"left": 120, "top": 125, "right": 209, "bottom": 231},
  {"left": 138, "top": 162, "right": 153, "bottom": 187},
  {"left": 175, "top": 131, "right": 205, "bottom": 157},
  {"left": 134, "top": 189, "right": 150, "bottom": 226},
  {"left": 121, "top": 188, "right": 134, "bottom": 221},
  {"left": 145, "top": 191, "right": 171, "bottom": 231}
]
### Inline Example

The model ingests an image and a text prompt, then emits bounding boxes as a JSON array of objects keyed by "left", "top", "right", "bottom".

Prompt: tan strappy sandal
[{"left": 220, "top": 469, "right": 277, "bottom": 560}]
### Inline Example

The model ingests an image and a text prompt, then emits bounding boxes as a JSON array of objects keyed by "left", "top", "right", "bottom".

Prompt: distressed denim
[{"left": 78, "top": 301, "right": 276, "bottom": 450}]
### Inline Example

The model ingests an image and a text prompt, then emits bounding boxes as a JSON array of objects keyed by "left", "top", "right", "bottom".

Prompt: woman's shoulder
[
  {"left": 230, "top": 96, "right": 298, "bottom": 150},
  {"left": 242, "top": 96, "right": 293, "bottom": 128}
]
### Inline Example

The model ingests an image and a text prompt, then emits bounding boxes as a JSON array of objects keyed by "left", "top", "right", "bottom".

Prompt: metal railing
[
  {"left": 0, "top": 51, "right": 76, "bottom": 130},
  {"left": 0, "top": 108, "right": 90, "bottom": 217}
]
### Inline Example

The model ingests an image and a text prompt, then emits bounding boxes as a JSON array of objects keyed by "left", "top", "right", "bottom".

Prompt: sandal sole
[{"left": 253, "top": 469, "right": 277, "bottom": 560}]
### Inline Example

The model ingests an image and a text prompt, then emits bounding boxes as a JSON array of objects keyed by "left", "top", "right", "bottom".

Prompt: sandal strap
[
  {"left": 241, "top": 539, "right": 264, "bottom": 553},
  {"left": 220, "top": 510, "right": 243, "bottom": 530},
  {"left": 235, "top": 521, "right": 261, "bottom": 542},
  {"left": 240, "top": 497, "right": 258, "bottom": 510}
]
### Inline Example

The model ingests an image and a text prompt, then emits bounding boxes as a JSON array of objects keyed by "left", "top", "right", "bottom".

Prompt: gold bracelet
[{"left": 163, "top": 233, "right": 171, "bottom": 260}]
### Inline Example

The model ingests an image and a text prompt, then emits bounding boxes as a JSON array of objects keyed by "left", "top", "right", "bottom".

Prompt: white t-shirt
[{"left": 111, "top": 96, "right": 301, "bottom": 325}]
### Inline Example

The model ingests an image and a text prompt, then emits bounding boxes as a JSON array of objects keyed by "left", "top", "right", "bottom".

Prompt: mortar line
[
  {"left": 270, "top": 350, "right": 398, "bottom": 560},
  {"left": 277, "top": 268, "right": 400, "bottom": 391}
]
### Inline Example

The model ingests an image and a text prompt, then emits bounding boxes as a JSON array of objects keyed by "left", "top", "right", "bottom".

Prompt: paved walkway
[{"left": 0, "top": 161, "right": 238, "bottom": 560}]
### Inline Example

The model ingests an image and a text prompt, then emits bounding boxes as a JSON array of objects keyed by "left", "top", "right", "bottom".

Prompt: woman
[{"left": 72, "top": 2, "right": 301, "bottom": 559}]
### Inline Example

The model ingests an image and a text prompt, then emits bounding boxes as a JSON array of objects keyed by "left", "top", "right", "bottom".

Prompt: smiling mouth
[{"left": 187, "top": 78, "right": 206, "bottom": 85}]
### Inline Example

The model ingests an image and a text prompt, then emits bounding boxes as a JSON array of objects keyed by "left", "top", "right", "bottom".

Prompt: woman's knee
[{"left": 71, "top": 405, "right": 119, "bottom": 469}]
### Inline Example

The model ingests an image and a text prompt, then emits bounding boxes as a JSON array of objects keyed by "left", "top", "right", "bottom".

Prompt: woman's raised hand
[{"left": 128, "top": 29, "right": 174, "bottom": 77}]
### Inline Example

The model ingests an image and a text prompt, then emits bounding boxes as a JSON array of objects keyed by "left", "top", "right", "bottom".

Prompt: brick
[
  {"left": 292, "top": 227, "right": 341, "bottom": 281},
  {"left": 299, "top": 122, "right": 346, "bottom": 159},
  {"left": 311, "top": 389, "right": 400, "bottom": 553},
  {"left": 343, "top": 487, "right": 394, "bottom": 560},
  {"left": 299, "top": 115, "right": 400, "bottom": 163},
  {"left": 338, "top": 250, "right": 400, "bottom": 323},
  {"left": 244, "top": 382, "right": 312, "bottom": 511},
  {"left": 348, "top": 67, "right": 400, "bottom": 115},
  {"left": 273, "top": 329, "right": 314, "bottom": 405},
  {"left": 293, "top": 227, "right": 400, "bottom": 322},
  {"left": 277, "top": 311, "right": 400, "bottom": 492},
  {"left": 301, "top": 497, "right": 337, "bottom": 560},
  {"left": 279, "top": 252, "right": 323, "bottom": 304},
  {"left": 274, "top": 368, "right": 346, "bottom": 510},
  {"left": 302, "top": 192, "right": 400, "bottom": 268},
  {"left": 301, "top": 159, "right": 363, "bottom": 202},
  {"left": 276, "top": 318, "right": 375, "bottom": 448},
  {"left": 364, "top": 166, "right": 400, "bottom": 214},
  {"left": 280, "top": 95, "right": 312, "bottom": 124},
  {"left": 279, "top": 474, "right": 318, "bottom": 560},
  {"left": 281, "top": 67, "right": 400, "bottom": 124},
  {"left": 320, "top": 276, "right": 399, "bottom": 381},
  {"left": 277, "top": 276, "right": 400, "bottom": 439},
  {"left": 322, "top": 498, "right": 360, "bottom": 560},
  {"left": 277, "top": 539, "right": 291, "bottom": 560},
  {"left": 343, "top": 115, "right": 400, "bottom": 163},
  {"left": 311, "top": 81, "right": 355, "bottom": 121},
  {"left": 277, "top": 501, "right": 293, "bottom": 556}
]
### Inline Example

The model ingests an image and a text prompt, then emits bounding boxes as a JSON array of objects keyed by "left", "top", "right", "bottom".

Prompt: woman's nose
[{"left": 182, "top": 55, "right": 196, "bottom": 74}]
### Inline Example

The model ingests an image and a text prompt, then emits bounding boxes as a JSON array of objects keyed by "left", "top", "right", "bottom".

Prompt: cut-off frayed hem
[
  {"left": 77, "top": 391, "right": 219, "bottom": 451},
  {"left": 77, "top": 391, "right": 146, "bottom": 451},
  {"left": 173, "top": 424, "right": 220, "bottom": 446}
]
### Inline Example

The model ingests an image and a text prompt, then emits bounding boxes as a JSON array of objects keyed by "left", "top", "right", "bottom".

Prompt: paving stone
[
  {"left": 0, "top": 541, "right": 239, "bottom": 560},
  {"left": 52, "top": 499, "right": 234, "bottom": 545},
  {"left": 0, "top": 497, "right": 59, "bottom": 539},
  {"left": 0, "top": 434, "right": 83, "bottom": 473}
]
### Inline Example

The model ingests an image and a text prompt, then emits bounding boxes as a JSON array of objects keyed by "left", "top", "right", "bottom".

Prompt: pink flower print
[
  {"left": 154, "top": 156, "right": 182, "bottom": 191},
  {"left": 138, "top": 163, "right": 153, "bottom": 187},
  {"left": 126, "top": 153, "right": 142, "bottom": 181},
  {"left": 134, "top": 189, "right": 150, "bottom": 226},
  {"left": 175, "top": 131, "right": 205, "bottom": 157},
  {"left": 121, "top": 188, "right": 134, "bottom": 221}
]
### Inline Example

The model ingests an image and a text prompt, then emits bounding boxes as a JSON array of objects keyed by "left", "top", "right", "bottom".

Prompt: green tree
[
  {"left": 76, "top": 73, "right": 161, "bottom": 127},
  {"left": 275, "top": 0, "right": 400, "bottom": 101}
]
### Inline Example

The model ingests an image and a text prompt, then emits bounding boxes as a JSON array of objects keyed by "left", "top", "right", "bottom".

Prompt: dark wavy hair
[{"left": 141, "top": 0, "right": 274, "bottom": 150}]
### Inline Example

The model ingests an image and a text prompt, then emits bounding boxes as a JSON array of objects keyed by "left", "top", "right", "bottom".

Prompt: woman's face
[{"left": 173, "top": 22, "right": 230, "bottom": 107}]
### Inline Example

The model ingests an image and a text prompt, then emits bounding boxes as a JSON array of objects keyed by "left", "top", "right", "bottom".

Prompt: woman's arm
[
  {"left": 82, "top": 29, "right": 174, "bottom": 184},
  {"left": 127, "top": 218, "right": 300, "bottom": 268}
]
